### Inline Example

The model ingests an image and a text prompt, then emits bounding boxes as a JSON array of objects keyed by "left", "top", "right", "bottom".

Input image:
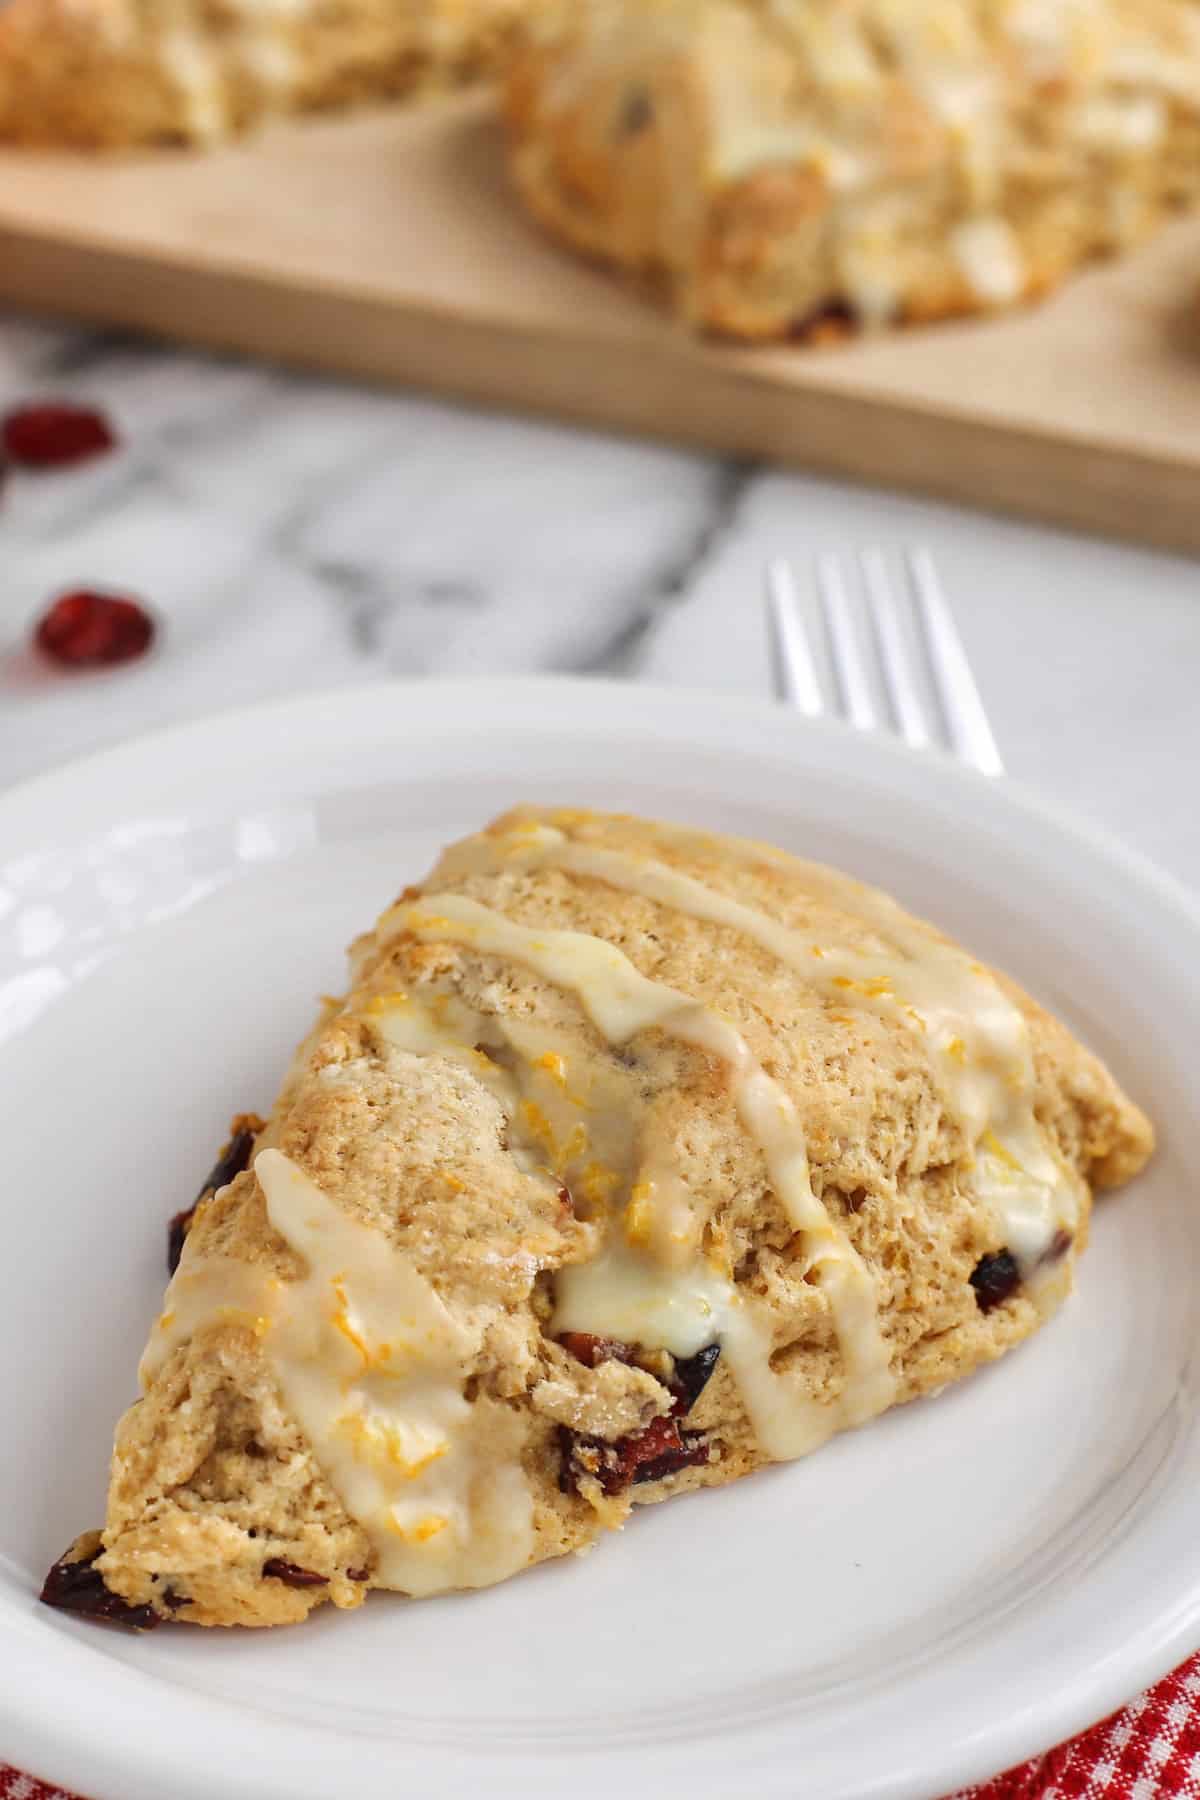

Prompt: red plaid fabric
[
  {"left": 957, "top": 1653, "right": 1200, "bottom": 1800},
  {"left": 6, "top": 1651, "right": 1200, "bottom": 1800}
]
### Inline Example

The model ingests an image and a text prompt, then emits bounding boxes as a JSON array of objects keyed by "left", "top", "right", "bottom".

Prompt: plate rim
[{"left": 2, "top": 672, "right": 1198, "bottom": 1800}]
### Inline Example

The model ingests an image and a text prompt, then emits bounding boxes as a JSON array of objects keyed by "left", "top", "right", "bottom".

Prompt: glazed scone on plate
[
  {"left": 0, "top": 0, "right": 537, "bottom": 147},
  {"left": 43, "top": 807, "right": 1152, "bottom": 1629},
  {"left": 505, "top": 0, "right": 1200, "bottom": 338}
]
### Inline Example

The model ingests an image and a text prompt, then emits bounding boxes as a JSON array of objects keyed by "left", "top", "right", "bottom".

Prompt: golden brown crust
[
  {"left": 505, "top": 0, "right": 1200, "bottom": 339},
  {"left": 0, "top": 0, "right": 539, "bottom": 148},
  {"left": 93, "top": 808, "right": 1152, "bottom": 1627}
]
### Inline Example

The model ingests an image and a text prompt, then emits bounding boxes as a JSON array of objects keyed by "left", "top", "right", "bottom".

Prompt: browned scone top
[
  {"left": 505, "top": 0, "right": 1200, "bottom": 338},
  {"left": 73, "top": 807, "right": 1151, "bottom": 1628},
  {"left": 0, "top": 0, "right": 536, "bottom": 147}
]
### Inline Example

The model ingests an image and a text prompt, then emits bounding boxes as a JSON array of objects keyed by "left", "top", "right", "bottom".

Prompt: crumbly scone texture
[
  {"left": 505, "top": 0, "right": 1200, "bottom": 339},
  {"left": 92, "top": 807, "right": 1153, "bottom": 1628},
  {"left": 0, "top": 0, "right": 538, "bottom": 148}
]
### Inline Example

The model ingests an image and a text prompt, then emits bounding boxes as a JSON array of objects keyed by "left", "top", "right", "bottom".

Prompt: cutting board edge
[{"left": 4, "top": 224, "right": 1198, "bottom": 557}]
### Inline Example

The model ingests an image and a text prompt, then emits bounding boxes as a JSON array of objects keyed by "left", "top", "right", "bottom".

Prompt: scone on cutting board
[
  {"left": 505, "top": 0, "right": 1200, "bottom": 338},
  {"left": 43, "top": 808, "right": 1152, "bottom": 1629},
  {"left": 0, "top": 0, "right": 535, "bottom": 146}
]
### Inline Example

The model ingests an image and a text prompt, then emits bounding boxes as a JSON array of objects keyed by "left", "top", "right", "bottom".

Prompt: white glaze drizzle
[
  {"left": 557, "top": 0, "right": 1197, "bottom": 326},
  {"left": 382, "top": 890, "right": 897, "bottom": 1452},
  {"left": 141, "top": 1149, "right": 532, "bottom": 1596},
  {"left": 438, "top": 818, "right": 1080, "bottom": 1268},
  {"left": 235, "top": 34, "right": 299, "bottom": 92},
  {"left": 952, "top": 217, "right": 1026, "bottom": 306},
  {"left": 158, "top": 31, "right": 229, "bottom": 141},
  {"left": 139, "top": 1258, "right": 280, "bottom": 1385}
]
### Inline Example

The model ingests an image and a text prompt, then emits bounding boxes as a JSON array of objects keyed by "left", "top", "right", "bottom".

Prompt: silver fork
[{"left": 765, "top": 548, "right": 1004, "bottom": 778}]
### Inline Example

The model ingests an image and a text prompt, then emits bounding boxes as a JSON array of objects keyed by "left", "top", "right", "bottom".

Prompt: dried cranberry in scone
[
  {"left": 262, "top": 1559, "right": 329, "bottom": 1588},
  {"left": 969, "top": 1249, "right": 1022, "bottom": 1314},
  {"left": 558, "top": 1333, "right": 721, "bottom": 1419},
  {"left": 167, "top": 1118, "right": 262, "bottom": 1275},
  {"left": 561, "top": 1411, "right": 712, "bottom": 1497},
  {"left": 559, "top": 1331, "right": 636, "bottom": 1369},
  {"left": 1041, "top": 1228, "right": 1073, "bottom": 1265},
  {"left": 668, "top": 1344, "right": 721, "bottom": 1414},
  {"left": 40, "top": 1541, "right": 160, "bottom": 1630},
  {"left": 613, "top": 1415, "right": 711, "bottom": 1490}
]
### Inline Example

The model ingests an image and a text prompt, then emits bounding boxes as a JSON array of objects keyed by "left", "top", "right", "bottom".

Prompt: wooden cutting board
[{"left": 2, "top": 93, "right": 1199, "bottom": 551}]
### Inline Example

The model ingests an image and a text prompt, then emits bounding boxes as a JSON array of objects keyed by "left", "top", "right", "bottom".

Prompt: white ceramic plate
[{"left": 1, "top": 678, "right": 1196, "bottom": 1800}]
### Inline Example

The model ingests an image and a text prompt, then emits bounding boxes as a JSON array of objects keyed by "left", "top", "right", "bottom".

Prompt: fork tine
[
  {"left": 860, "top": 549, "right": 931, "bottom": 751},
  {"left": 817, "top": 553, "right": 876, "bottom": 731},
  {"left": 766, "top": 559, "right": 823, "bottom": 716},
  {"left": 906, "top": 548, "right": 1004, "bottom": 777}
]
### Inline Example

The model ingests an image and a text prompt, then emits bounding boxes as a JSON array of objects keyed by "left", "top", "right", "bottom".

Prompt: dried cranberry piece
[
  {"left": 206, "top": 1121, "right": 262, "bottom": 1194},
  {"left": 969, "top": 1249, "right": 1022, "bottom": 1314},
  {"left": 557, "top": 1336, "right": 718, "bottom": 1494},
  {"left": 1041, "top": 1228, "right": 1073, "bottom": 1266},
  {"left": 562, "top": 1415, "right": 711, "bottom": 1496},
  {"left": 669, "top": 1344, "right": 721, "bottom": 1414},
  {"left": 791, "top": 300, "right": 856, "bottom": 345},
  {"left": 599, "top": 1415, "right": 710, "bottom": 1492},
  {"left": 262, "top": 1559, "right": 328, "bottom": 1588},
  {"left": 166, "top": 1208, "right": 192, "bottom": 1278},
  {"left": 615, "top": 1414, "right": 681, "bottom": 1484},
  {"left": 560, "top": 1333, "right": 720, "bottom": 1412},
  {"left": 168, "top": 1120, "right": 260, "bottom": 1275},
  {"left": 622, "top": 1415, "right": 710, "bottom": 1487},
  {"left": 555, "top": 1424, "right": 578, "bottom": 1496},
  {"left": 630, "top": 1427, "right": 711, "bottom": 1486},
  {"left": 41, "top": 1544, "right": 161, "bottom": 1630},
  {"left": 616, "top": 86, "right": 654, "bottom": 137},
  {"left": 3, "top": 401, "right": 116, "bottom": 468},
  {"left": 345, "top": 1566, "right": 371, "bottom": 1583},
  {"left": 559, "top": 1331, "right": 635, "bottom": 1369},
  {"left": 35, "top": 590, "right": 155, "bottom": 669}
]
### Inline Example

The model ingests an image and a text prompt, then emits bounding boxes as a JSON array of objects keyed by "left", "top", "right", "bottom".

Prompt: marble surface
[{"left": 1, "top": 305, "right": 1198, "bottom": 890}]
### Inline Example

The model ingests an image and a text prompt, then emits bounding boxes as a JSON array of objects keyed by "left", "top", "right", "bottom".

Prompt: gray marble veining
[{"left": 1, "top": 306, "right": 1197, "bottom": 892}]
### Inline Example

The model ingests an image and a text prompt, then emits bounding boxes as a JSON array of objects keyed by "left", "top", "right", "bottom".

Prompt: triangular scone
[
  {"left": 0, "top": 0, "right": 533, "bottom": 147},
  {"left": 505, "top": 0, "right": 1200, "bottom": 338},
  {"left": 48, "top": 808, "right": 1153, "bottom": 1629}
]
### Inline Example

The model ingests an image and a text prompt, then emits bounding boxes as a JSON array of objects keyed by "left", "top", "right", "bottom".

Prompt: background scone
[
  {"left": 0, "top": 0, "right": 537, "bottom": 147},
  {"left": 505, "top": 0, "right": 1200, "bottom": 339},
  {"left": 48, "top": 807, "right": 1152, "bottom": 1629}
]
